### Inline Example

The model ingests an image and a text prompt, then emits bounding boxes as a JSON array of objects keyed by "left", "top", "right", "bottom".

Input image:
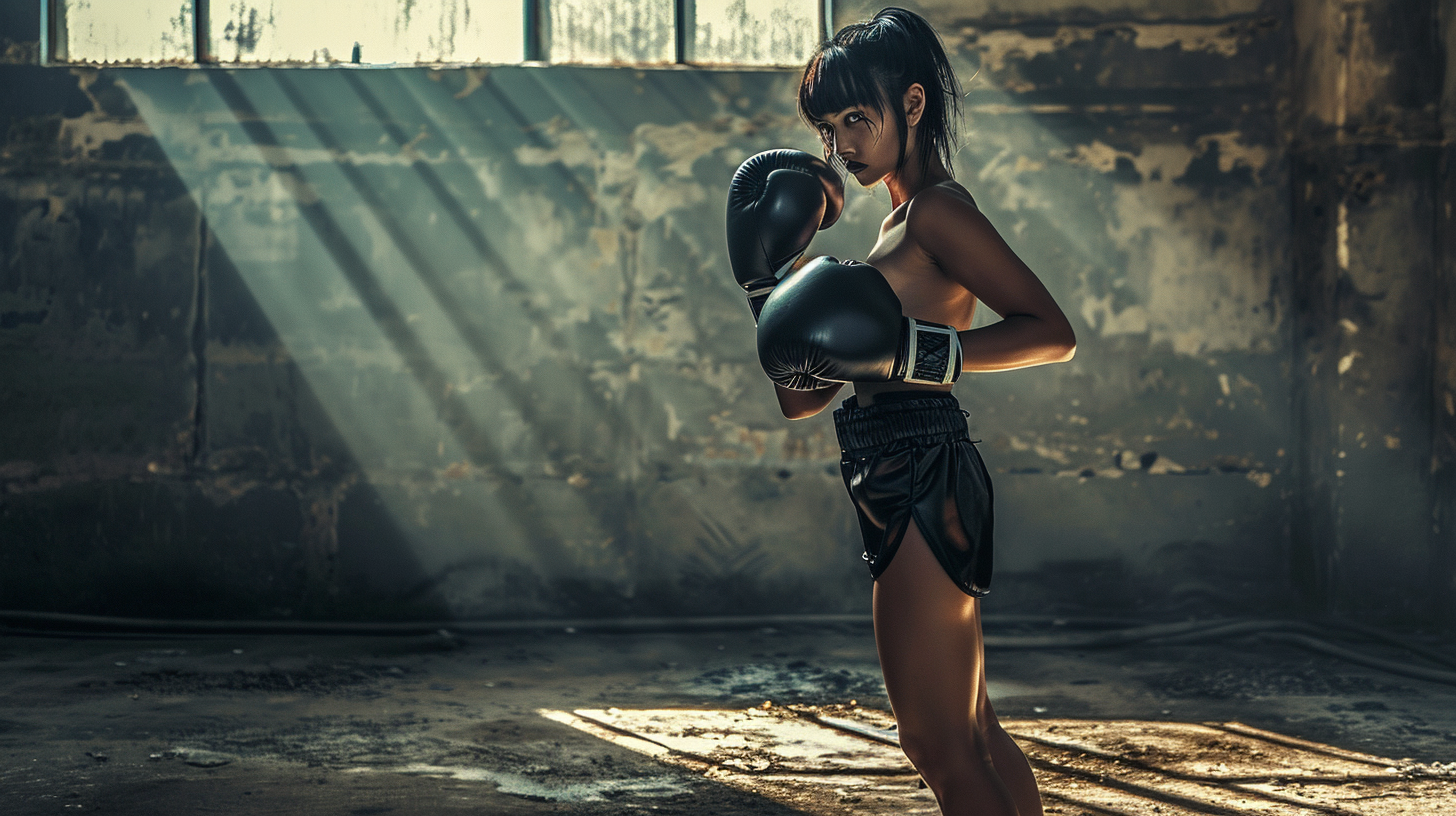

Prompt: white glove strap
[{"left": 903, "top": 318, "right": 961, "bottom": 385}]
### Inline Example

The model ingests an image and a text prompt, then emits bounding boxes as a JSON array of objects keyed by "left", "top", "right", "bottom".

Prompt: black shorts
[{"left": 833, "top": 391, "right": 994, "bottom": 597}]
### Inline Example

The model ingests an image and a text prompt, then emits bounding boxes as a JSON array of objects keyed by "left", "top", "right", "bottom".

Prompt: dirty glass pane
[
  {"left": 212, "top": 0, "right": 523, "bottom": 64},
  {"left": 548, "top": 0, "right": 675, "bottom": 64},
  {"left": 692, "top": 0, "right": 818, "bottom": 66},
  {"left": 61, "top": 0, "right": 194, "bottom": 64}
]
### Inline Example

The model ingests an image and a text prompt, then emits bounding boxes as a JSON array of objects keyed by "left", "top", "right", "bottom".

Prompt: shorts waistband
[{"left": 833, "top": 391, "right": 968, "bottom": 453}]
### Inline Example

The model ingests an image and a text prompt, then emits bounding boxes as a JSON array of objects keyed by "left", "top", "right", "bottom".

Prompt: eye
[{"left": 846, "top": 112, "right": 865, "bottom": 124}]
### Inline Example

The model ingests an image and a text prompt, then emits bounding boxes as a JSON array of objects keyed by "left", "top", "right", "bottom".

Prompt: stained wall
[{"left": 0, "top": 1, "right": 1449, "bottom": 624}]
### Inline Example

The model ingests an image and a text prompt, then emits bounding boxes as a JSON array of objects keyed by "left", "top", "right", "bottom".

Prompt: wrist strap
[{"left": 902, "top": 318, "right": 961, "bottom": 385}]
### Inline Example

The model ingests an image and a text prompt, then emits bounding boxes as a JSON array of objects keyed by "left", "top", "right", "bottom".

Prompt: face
[
  {"left": 813, "top": 104, "right": 900, "bottom": 187},
  {"left": 811, "top": 84, "right": 925, "bottom": 187}
]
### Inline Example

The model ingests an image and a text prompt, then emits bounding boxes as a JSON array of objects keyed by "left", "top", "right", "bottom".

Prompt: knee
[
  {"left": 897, "top": 730, "right": 936, "bottom": 775},
  {"left": 976, "top": 697, "right": 1016, "bottom": 745},
  {"left": 898, "top": 728, "right": 987, "bottom": 786}
]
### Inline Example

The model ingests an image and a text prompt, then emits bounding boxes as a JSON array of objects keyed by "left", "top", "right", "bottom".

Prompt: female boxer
[{"left": 760, "top": 8, "right": 1076, "bottom": 815}]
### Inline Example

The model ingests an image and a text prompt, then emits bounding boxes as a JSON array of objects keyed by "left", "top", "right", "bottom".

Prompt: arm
[
  {"left": 907, "top": 189, "right": 1076, "bottom": 372},
  {"left": 774, "top": 380, "right": 843, "bottom": 420},
  {"left": 756, "top": 256, "right": 964, "bottom": 391}
]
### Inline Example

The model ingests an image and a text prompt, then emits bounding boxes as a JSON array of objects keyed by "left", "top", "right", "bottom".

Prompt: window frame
[{"left": 42, "top": 0, "right": 834, "bottom": 68}]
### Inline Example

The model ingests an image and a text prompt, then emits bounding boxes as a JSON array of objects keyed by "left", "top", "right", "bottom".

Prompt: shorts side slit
[{"left": 834, "top": 392, "right": 994, "bottom": 598}]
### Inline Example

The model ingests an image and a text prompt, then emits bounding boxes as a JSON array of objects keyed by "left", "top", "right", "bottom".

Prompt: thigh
[{"left": 872, "top": 519, "right": 983, "bottom": 737}]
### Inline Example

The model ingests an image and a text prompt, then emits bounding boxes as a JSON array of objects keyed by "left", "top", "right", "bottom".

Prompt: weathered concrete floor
[{"left": 2, "top": 623, "right": 1455, "bottom": 814}]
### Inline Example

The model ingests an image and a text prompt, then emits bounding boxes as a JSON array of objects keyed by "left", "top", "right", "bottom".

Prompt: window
[
  {"left": 211, "top": 0, "right": 524, "bottom": 64},
  {"left": 50, "top": 0, "right": 195, "bottom": 64},
  {"left": 690, "top": 0, "right": 821, "bottom": 66},
  {"left": 45, "top": 0, "right": 825, "bottom": 67}
]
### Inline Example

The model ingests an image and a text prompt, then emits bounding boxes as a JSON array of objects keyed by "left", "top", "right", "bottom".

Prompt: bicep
[{"left": 913, "top": 197, "right": 1066, "bottom": 322}]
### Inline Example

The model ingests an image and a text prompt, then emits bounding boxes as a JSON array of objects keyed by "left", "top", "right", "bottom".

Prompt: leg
[
  {"left": 978, "top": 672, "right": 1044, "bottom": 816},
  {"left": 873, "top": 520, "right": 1021, "bottom": 816}
]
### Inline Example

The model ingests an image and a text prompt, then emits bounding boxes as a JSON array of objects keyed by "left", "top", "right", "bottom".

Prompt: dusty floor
[{"left": 2, "top": 620, "right": 1456, "bottom": 814}]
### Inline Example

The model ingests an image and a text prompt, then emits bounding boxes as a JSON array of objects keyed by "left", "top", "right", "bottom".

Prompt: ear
[{"left": 903, "top": 83, "right": 927, "bottom": 129}]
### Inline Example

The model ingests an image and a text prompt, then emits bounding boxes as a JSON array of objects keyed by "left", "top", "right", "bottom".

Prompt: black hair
[{"left": 797, "top": 7, "right": 962, "bottom": 181}]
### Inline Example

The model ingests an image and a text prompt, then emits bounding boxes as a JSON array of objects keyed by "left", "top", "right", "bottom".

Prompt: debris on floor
[
  {"left": 3, "top": 628, "right": 1455, "bottom": 814},
  {"left": 542, "top": 705, "right": 1456, "bottom": 814}
]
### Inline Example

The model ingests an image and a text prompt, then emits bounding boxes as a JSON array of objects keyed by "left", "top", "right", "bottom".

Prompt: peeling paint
[
  {"left": 970, "top": 21, "right": 1263, "bottom": 74},
  {"left": 1147, "top": 456, "right": 1186, "bottom": 475},
  {"left": 1062, "top": 140, "right": 1135, "bottom": 175},
  {"left": 1063, "top": 133, "right": 1270, "bottom": 184},
  {"left": 972, "top": 28, "right": 1087, "bottom": 74},
  {"left": 636, "top": 122, "right": 733, "bottom": 178},
  {"left": 1104, "top": 180, "right": 1281, "bottom": 354},
  {"left": 1192, "top": 132, "right": 1271, "bottom": 179},
  {"left": 515, "top": 120, "right": 600, "bottom": 169},
  {"left": 1079, "top": 293, "right": 1149, "bottom": 337},
  {"left": 450, "top": 67, "right": 489, "bottom": 99},
  {"left": 1131, "top": 24, "right": 1253, "bottom": 57}
]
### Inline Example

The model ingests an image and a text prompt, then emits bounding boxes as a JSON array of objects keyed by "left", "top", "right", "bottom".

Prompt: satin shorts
[{"left": 833, "top": 391, "right": 994, "bottom": 597}]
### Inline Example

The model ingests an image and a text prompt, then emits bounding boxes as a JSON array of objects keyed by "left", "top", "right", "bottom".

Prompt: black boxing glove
[
  {"left": 756, "top": 256, "right": 963, "bottom": 390},
  {"left": 726, "top": 150, "right": 844, "bottom": 321}
]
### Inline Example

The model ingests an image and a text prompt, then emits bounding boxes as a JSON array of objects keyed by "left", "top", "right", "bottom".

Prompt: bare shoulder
[
  {"left": 924, "top": 179, "right": 979, "bottom": 209},
  {"left": 900, "top": 180, "right": 1047, "bottom": 309},
  {"left": 903, "top": 182, "right": 993, "bottom": 252}
]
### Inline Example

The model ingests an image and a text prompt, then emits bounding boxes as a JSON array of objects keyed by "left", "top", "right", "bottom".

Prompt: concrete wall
[{"left": 0, "top": 1, "right": 1449, "bottom": 624}]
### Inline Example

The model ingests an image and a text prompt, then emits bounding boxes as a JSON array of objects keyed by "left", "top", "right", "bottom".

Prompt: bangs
[
  {"left": 796, "top": 8, "right": 960, "bottom": 179},
  {"left": 797, "top": 45, "right": 890, "bottom": 125}
]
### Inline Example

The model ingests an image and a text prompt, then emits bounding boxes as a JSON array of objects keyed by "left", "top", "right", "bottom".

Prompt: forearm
[
  {"left": 956, "top": 313, "right": 1076, "bottom": 373},
  {"left": 774, "top": 381, "right": 843, "bottom": 419}
]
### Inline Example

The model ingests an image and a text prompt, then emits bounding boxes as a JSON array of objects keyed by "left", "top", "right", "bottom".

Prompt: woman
[{"left": 767, "top": 8, "right": 1076, "bottom": 815}]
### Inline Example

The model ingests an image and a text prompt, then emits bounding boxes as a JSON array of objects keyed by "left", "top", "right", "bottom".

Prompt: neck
[{"left": 885, "top": 155, "right": 952, "bottom": 208}]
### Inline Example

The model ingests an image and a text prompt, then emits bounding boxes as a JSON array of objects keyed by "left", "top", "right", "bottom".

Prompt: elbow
[
  {"left": 775, "top": 397, "right": 817, "bottom": 421},
  {"left": 1053, "top": 324, "right": 1077, "bottom": 363},
  {"left": 774, "top": 381, "right": 841, "bottom": 419}
]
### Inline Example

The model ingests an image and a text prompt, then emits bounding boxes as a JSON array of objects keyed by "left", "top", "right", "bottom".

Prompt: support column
[
  {"left": 1434, "top": 0, "right": 1456, "bottom": 628},
  {"left": 1290, "top": 0, "right": 1443, "bottom": 621}
]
